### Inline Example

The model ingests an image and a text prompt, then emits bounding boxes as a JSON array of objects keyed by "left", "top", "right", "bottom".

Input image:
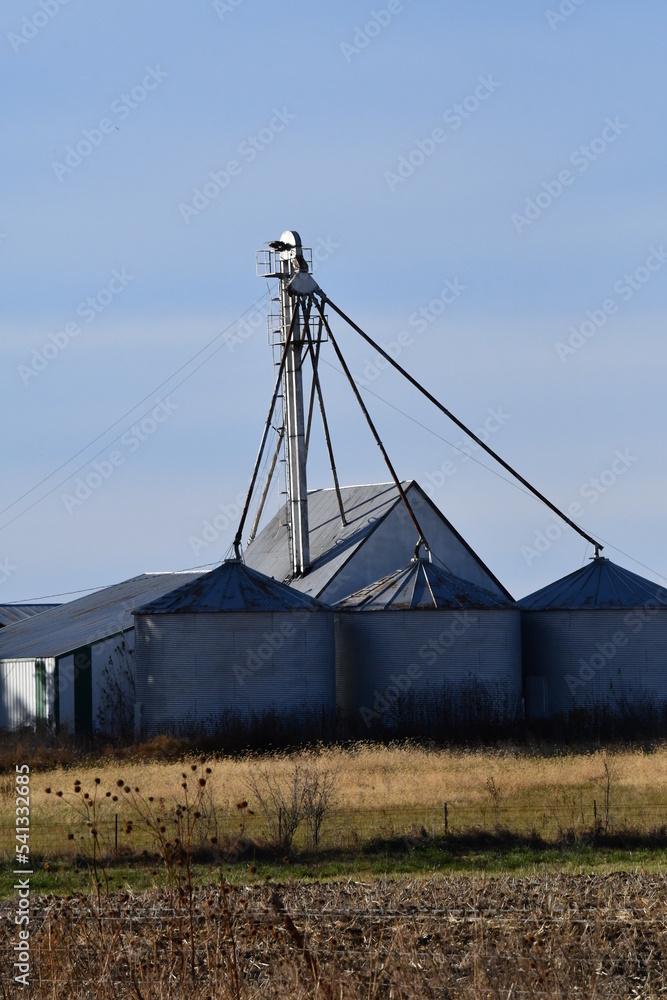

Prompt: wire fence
[
  {"left": 2, "top": 798, "right": 667, "bottom": 840},
  {"left": 2, "top": 873, "right": 666, "bottom": 996}
]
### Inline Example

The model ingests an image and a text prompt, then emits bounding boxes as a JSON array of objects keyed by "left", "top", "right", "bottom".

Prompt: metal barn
[
  {"left": 0, "top": 573, "right": 201, "bottom": 734},
  {"left": 0, "top": 604, "right": 60, "bottom": 627},
  {"left": 334, "top": 556, "right": 522, "bottom": 729},
  {"left": 133, "top": 559, "right": 335, "bottom": 735},
  {"left": 245, "top": 481, "right": 511, "bottom": 605},
  {"left": 520, "top": 557, "right": 667, "bottom": 717}
]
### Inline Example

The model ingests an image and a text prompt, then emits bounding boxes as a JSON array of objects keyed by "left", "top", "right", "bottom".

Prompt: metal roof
[
  {"left": 335, "top": 557, "right": 515, "bottom": 611},
  {"left": 134, "top": 560, "right": 328, "bottom": 614},
  {"left": 245, "top": 480, "right": 510, "bottom": 601},
  {"left": 519, "top": 557, "right": 667, "bottom": 611},
  {"left": 0, "top": 604, "right": 60, "bottom": 627},
  {"left": 0, "top": 573, "right": 202, "bottom": 660},
  {"left": 245, "top": 482, "right": 403, "bottom": 595}
]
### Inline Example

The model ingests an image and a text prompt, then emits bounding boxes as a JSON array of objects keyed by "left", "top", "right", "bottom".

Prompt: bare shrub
[
  {"left": 303, "top": 764, "right": 337, "bottom": 847},
  {"left": 598, "top": 754, "right": 618, "bottom": 834},
  {"left": 135, "top": 732, "right": 189, "bottom": 759},
  {"left": 548, "top": 785, "right": 586, "bottom": 842},
  {"left": 244, "top": 757, "right": 337, "bottom": 850},
  {"left": 485, "top": 775, "right": 503, "bottom": 829},
  {"left": 0, "top": 726, "right": 75, "bottom": 773},
  {"left": 96, "top": 634, "right": 135, "bottom": 739}
]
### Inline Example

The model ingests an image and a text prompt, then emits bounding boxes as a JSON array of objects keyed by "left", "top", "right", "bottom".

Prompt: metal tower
[
  {"left": 256, "top": 230, "right": 320, "bottom": 577},
  {"left": 235, "top": 229, "right": 603, "bottom": 578}
]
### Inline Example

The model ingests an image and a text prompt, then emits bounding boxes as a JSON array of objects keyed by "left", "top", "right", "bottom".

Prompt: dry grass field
[
  {"left": 3, "top": 743, "right": 667, "bottom": 860},
  {"left": 2, "top": 872, "right": 666, "bottom": 997},
  {"left": 13, "top": 740, "right": 667, "bottom": 808}
]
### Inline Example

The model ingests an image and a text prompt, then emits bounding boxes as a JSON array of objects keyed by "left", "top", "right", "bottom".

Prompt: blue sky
[{"left": 1, "top": 0, "right": 665, "bottom": 604}]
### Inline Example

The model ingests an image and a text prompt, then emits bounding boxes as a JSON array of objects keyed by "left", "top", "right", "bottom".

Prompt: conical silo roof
[
  {"left": 134, "top": 560, "right": 327, "bottom": 614},
  {"left": 519, "top": 557, "right": 667, "bottom": 611},
  {"left": 334, "top": 558, "right": 514, "bottom": 611}
]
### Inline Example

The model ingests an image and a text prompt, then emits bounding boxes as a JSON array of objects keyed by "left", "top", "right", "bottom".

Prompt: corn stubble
[{"left": 1, "top": 872, "right": 666, "bottom": 998}]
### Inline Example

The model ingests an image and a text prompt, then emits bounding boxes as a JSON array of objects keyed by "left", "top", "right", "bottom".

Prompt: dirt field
[
  {"left": 2, "top": 746, "right": 667, "bottom": 994},
  {"left": 2, "top": 872, "right": 666, "bottom": 998}
]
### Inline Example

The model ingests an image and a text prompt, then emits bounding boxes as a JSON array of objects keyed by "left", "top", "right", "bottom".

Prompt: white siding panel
[
  {"left": 0, "top": 660, "right": 35, "bottom": 729},
  {"left": 0, "top": 658, "right": 55, "bottom": 730}
]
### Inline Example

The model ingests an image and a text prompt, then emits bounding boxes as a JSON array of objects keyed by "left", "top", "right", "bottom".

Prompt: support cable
[
  {"left": 304, "top": 310, "right": 324, "bottom": 453},
  {"left": 302, "top": 307, "right": 347, "bottom": 526},
  {"left": 323, "top": 294, "right": 603, "bottom": 557},
  {"left": 313, "top": 297, "right": 427, "bottom": 558},
  {"left": 248, "top": 426, "right": 284, "bottom": 544},
  {"left": 233, "top": 304, "right": 299, "bottom": 558}
]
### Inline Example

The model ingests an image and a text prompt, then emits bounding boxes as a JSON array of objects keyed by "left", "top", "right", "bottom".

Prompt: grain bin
[
  {"left": 334, "top": 556, "right": 522, "bottom": 731},
  {"left": 519, "top": 556, "right": 667, "bottom": 718},
  {"left": 133, "top": 559, "right": 335, "bottom": 734}
]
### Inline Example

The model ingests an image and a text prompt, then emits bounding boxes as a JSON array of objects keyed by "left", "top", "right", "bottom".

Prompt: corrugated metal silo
[
  {"left": 334, "top": 557, "right": 522, "bottom": 729},
  {"left": 133, "top": 559, "right": 335, "bottom": 734},
  {"left": 519, "top": 557, "right": 667, "bottom": 717}
]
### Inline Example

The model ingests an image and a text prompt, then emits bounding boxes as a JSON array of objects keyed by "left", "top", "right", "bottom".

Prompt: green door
[
  {"left": 34, "top": 660, "right": 46, "bottom": 724},
  {"left": 54, "top": 659, "right": 60, "bottom": 730},
  {"left": 73, "top": 647, "right": 93, "bottom": 736}
]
